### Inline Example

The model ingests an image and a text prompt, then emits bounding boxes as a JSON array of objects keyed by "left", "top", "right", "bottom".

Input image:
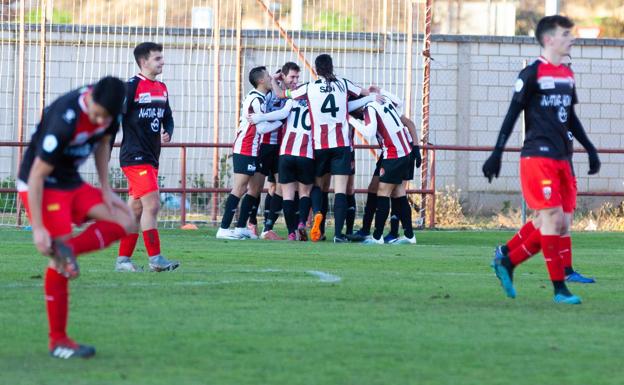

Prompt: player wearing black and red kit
[
  {"left": 116, "top": 42, "right": 179, "bottom": 273},
  {"left": 499, "top": 54, "right": 596, "bottom": 284},
  {"left": 483, "top": 15, "right": 600, "bottom": 304},
  {"left": 17, "top": 77, "right": 135, "bottom": 358}
]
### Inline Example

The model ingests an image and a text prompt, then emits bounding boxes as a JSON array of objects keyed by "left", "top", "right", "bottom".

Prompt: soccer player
[
  {"left": 115, "top": 42, "right": 179, "bottom": 272},
  {"left": 273, "top": 53, "right": 370, "bottom": 242},
  {"left": 216, "top": 66, "right": 283, "bottom": 239},
  {"left": 349, "top": 91, "right": 422, "bottom": 243},
  {"left": 496, "top": 54, "right": 595, "bottom": 284},
  {"left": 348, "top": 94, "right": 417, "bottom": 244},
  {"left": 482, "top": 15, "right": 600, "bottom": 304},
  {"left": 17, "top": 76, "right": 136, "bottom": 358}
]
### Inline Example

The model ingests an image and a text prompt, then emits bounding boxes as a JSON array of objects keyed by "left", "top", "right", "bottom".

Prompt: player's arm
[
  {"left": 271, "top": 74, "right": 287, "bottom": 99},
  {"left": 401, "top": 115, "right": 422, "bottom": 168},
  {"left": 348, "top": 95, "right": 376, "bottom": 112},
  {"left": 28, "top": 114, "right": 73, "bottom": 254},
  {"left": 250, "top": 99, "right": 294, "bottom": 123},
  {"left": 482, "top": 66, "right": 533, "bottom": 182},
  {"left": 348, "top": 105, "right": 377, "bottom": 139},
  {"left": 162, "top": 86, "right": 174, "bottom": 143},
  {"left": 285, "top": 83, "right": 308, "bottom": 100},
  {"left": 345, "top": 78, "right": 369, "bottom": 99},
  {"left": 256, "top": 120, "right": 285, "bottom": 135},
  {"left": 27, "top": 157, "right": 54, "bottom": 255},
  {"left": 569, "top": 106, "right": 600, "bottom": 175}
]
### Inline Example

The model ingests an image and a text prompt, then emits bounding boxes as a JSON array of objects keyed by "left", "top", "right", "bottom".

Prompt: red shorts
[
  {"left": 19, "top": 183, "right": 104, "bottom": 237},
  {"left": 122, "top": 164, "right": 159, "bottom": 199},
  {"left": 520, "top": 157, "right": 576, "bottom": 213}
]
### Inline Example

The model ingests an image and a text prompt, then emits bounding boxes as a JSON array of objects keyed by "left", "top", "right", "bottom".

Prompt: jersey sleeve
[
  {"left": 35, "top": 109, "right": 76, "bottom": 165},
  {"left": 344, "top": 78, "right": 363, "bottom": 99},
  {"left": 348, "top": 105, "right": 377, "bottom": 139},
  {"left": 251, "top": 97, "right": 265, "bottom": 114},
  {"left": 511, "top": 65, "right": 536, "bottom": 107},
  {"left": 124, "top": 77, "right": 139, "bottom": 115},
  {"left": 287, "top": 83, "right": 308, "bottom": 100}
]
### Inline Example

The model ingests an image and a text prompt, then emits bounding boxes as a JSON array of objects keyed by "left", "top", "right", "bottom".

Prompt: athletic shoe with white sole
[
  {"left": 234, "top": 227, "right": 258, "bottom": 239},
  {"left": 216, "top": 228, "right": 243, "bottom": 240},
  {"left": 148, "top": 255, "right": 180, "bottom": 272},
  {"left": 392, "top": 235, "right": 417, "bottom": 244},
  {"left": 115, "top": 257, "right": 143, "bottom": 272},
  {"left": 49, "top": 338, "right": 95, "bottom": 359},
  {"left": 363, "top": 236, "right": 384, "bottom": 245}
]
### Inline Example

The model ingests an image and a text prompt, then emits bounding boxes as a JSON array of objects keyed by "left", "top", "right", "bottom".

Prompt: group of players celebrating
[
  {"left": 16, "top": 14, "right": 601, "bottom": 360},
  {"left": 216, "top": 54, "right": 422, "bottom": 245}
]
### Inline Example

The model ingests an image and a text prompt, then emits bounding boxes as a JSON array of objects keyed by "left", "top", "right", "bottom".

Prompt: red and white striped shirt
[
  {"left": 288, "top": 77, "right": 362, "bottom": 150},
  {"left": 279, "top": 99, "right": 314, "bottom": 159},
  {"left": 233, "top": 90, "right": 265, "bottom": 156},
  {"left": 349, "top": 100, "right": 411, "bottom": 160}
]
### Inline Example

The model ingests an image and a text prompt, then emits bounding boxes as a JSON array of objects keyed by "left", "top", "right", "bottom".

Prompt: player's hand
[
  {"left": 102, "top": 187, "right": 128, "bottom": 215},
  {"left": 161, "top": 130, "right": 171, "bottom": 143},
  {"left": 272, "top": 71, "right": 283, "bottom": 81},
  {"left": 374, "top": 93, "right": 385, "bottom": 104},
  {"left": 33, "top": 226, "right": 53, "bottom": 256},
  {"left": 247, "top": 113, "right": 261, "bottom": 124},
  {"left": 588, "top": 150, "right": 601, "bottom": 175},
  {"left": 412, "top": 145, "right": 422, "bottom": 169},
  {"left": 482, "top": 152, "right": 502, "bottom": 183},
  {"left": 369, "top": 85, "right": 381, "bottom": 94}
]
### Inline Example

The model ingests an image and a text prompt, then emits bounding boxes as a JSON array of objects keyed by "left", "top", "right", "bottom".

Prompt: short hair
[
  {"left": 133, "top": 42, "right": 163, "bottom": 67},
  {"left": 249, "top": 66, "right": 267, "bottom": 88},
  {"left": 535, "top": 15, "right": 574, "bottom": 47},
  {"left": 92, "top": 76, "right": 126, "bottom": 117},
  {"left": 281, "top": 62, "right": 301, "bottom": 75}
]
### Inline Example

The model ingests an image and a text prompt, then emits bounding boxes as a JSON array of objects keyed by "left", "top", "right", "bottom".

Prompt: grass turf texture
[{"left": 1, "top": 228, "right": 623, "bottom": 385}]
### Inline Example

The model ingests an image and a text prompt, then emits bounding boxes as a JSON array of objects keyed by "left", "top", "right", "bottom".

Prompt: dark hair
[
  {"left": 535, "top": 15, "right": 574, "bottom": 47},
  {"left": 92, "top": 76, "right": 126, "bottom": 117},
  {"left": 315, "top": 54, "right": 337, "bottom": 82},
  {"left": 249, "top": 66, "right": 267, "bottom": 88},
  {"left": 133, "top": 42, "right": 163, "bottom": 67},
  {"left": 281, "top": 62, "right": 301, "bottom": 75}
]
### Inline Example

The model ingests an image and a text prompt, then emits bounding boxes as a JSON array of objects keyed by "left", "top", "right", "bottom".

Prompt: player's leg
[
  {"left": 357, "top": 174, "right": 379, "bottom": 238},
  {"left": 218, "top": 154, "right": 254, "bottom": 239},
  {"left": 262, "top": 180, "right": 284, "bottom": 240},
  {"left": 346, "top": 173, "right": 356, "bottom": 235},
  {"left": 364, "top": 181, "right": 395, "bottom": 244},
  {"left": 386, "top": 191, "right": 402, "bottom": 243},
  {"left": 391, "top": 184, "right": 416, "bottom": 244},
  {"left": 297, "top": 183, "right": 313, "bottom": 241},
  {"left": 320, "top": 174, "right": 331, "bottom": 239},
  {"left": 310, "top": 149, "right": 330, "bottom": 242},
  {"left": 281, "top": 182, "right": 298, "bottom": 240},
  {"left": 116, "top": 197, "right": 143, "bottom": 272},
  {"left": 330, "top": 148, "right": 352, "bottom": 242},
  {"left": 235, "top": 172, "right": 264, "bottom": 239},
  {"left": 137, "top": 190, "right": 179, "bottom": 271}
]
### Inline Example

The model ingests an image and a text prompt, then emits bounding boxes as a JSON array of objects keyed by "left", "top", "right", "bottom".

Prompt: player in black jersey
[
  {"left": 116, "top": 42, "right": 179, "bottom": 273},
  {"left": 18, "top": 77, "right": 136, "bottom": 358},
  {"left": 483, "top": 16, "right": 600, "bottom": 304}
]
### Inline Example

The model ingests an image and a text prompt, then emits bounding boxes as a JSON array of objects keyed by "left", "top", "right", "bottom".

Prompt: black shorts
[
  {"left": 278, "top": 155, "right": 315, "bottom": 185},
  {"left": 378, "top": 156, "right": 412, "bottom": 185},
  {"left": 258, "top": 144, "right": 280, "bottom": 178},
  {"left": 373, "top": 157, "right": 383, "bottom": 177},
  {"left": 350, "top": 150, "right": 356, "bottom": 175},
  {"left": 313, "top": 146, "right": 352, "bottom": 177},
  {"left": 232, "top": 153, "right": 258, "bottom": 176}
]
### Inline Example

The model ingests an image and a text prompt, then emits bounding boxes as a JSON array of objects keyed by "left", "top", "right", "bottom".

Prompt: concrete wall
[{"left": 1, "top": 26, "right": 623, "bottom": 211}]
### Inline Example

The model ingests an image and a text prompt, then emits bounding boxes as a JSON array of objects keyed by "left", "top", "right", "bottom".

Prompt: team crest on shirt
[
  {"left": 558, "top": 106, "right": 568, "bottom": 123},
  {"left": 542, "top": 186, "right": 552, "bottom": 200},
  {"left": 138, "top": 93, "right": 152, "bottom": 104},
  {"left": 150, "top": 118, "right": 160, "bottom": 132}
]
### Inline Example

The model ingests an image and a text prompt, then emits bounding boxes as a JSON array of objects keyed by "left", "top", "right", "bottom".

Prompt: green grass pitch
[{"left": 1, "top": 228, "right": 623, "bottom": 385}]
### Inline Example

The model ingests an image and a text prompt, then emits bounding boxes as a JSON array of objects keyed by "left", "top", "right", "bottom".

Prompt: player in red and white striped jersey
[
  {"left": 217, "top": 66, "right": 282, "bottom": 240},
  {"left": 348, "top": 91, "right": 421, "bottom": 244},
  {"left": 273, "top": 54, "right": 371, "bottom": 242}
]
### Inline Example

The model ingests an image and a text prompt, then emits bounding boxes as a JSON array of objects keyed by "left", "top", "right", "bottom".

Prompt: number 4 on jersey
[{"left": 321, "top": 94, "right": 340, "bottom": 118}]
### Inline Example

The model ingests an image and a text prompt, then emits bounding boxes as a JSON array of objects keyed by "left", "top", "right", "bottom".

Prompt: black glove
[
  {"left": 588, "top": 149, "right": 601, "bottom": 175},
  {"left": 412, "top": 145, "right": 422, "bottom": 169},
  {"left": 482, "top": 151, "right": 502, "bottom": 183}
]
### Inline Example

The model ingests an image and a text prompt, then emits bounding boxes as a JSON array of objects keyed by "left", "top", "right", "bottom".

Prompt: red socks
[
  {"left": 143, "top": 229, "right": 161, "bottom": 257},
  {"left": 118, "top": 233, "right": 139, "bottom": 258},
  {"left": 66, "top": 221, "right": 127, "bottom": 256},
  {"left": 509, "top": 229, "right": 542, "bottom": 266},
  {"left": 506, "top": 221, "right": 536, "bottom": 251},
  {"left": 541, "top": 235, "right": 565, "bottom": 281},
  {"left": 560, "top": 235, "right": 572, "bottom": 269},
  {"left": 44, "top": 267, "right": 68, "bottom": 349}
]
